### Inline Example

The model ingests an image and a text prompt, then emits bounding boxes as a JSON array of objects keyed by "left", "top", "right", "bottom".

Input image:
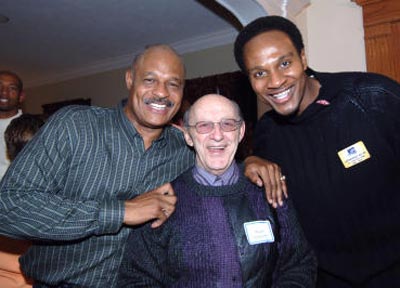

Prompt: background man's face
[{"left": 0, "top": 73, "right": 23, "bottom": 113}]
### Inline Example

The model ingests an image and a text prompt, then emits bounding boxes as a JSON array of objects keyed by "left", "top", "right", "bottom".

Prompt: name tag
[
  {"left": 337, "top": 141, "right": 371, "bottom": 168},
  {"left": 243, "top": 220, "right": 274, "bottom": 245}
]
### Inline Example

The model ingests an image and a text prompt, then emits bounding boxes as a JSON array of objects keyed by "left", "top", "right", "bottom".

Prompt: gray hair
[
  {"left": 130, "top": 44, "right": 185, "bottom": 76},
  {"left": 183, "top": 95, "right": 243, "bottom": 127}
]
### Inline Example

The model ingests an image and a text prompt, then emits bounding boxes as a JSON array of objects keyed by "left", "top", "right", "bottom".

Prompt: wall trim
[{"left": 26, "top": 28, "right": 238, "bottom": 88}]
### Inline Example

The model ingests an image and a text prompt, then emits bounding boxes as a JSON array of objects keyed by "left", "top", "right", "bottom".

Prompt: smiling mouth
[
  {"left": 208, "top": 145, "right": 226, "bottom": 153},
  {"left": 149, "top": 103, "right": 167, "bottom": 110},
  {"left": 144, "top": 98, "right": 174, "bottom": 110},
  {"left": 270, "top": 87, "right": 293, "bottom": 101}
]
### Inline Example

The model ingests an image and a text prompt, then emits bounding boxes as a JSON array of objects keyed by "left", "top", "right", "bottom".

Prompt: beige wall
[
  {"left": 300, "top": 0, "right": 366, "bottom": 72},
  {"left": 24, "top": 68, "right": 127, "bottom": 114},
  {"left": 24, "top": 0, "right": 366, "bottom": 115}
]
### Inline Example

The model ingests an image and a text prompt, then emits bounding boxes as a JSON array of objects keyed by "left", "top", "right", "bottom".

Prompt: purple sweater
[{"left": 118, "top": 167, "right": 316, "bottom": 287}]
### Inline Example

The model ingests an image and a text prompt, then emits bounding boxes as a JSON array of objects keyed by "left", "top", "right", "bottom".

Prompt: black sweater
[{"left": 254, "top": 71, "right": 400, "bottom": 284}]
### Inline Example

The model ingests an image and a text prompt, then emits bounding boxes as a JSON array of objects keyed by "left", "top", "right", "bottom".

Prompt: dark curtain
[
  {"left": 42, "top": 98, "right": 91, "bottom": 119},
  {"left": 183, "top": 71, "right": 257, "bottom": 161}
]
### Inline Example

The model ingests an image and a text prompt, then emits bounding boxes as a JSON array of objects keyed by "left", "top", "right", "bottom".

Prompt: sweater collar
[{"left": 269, "top": 71, "right": 336, "bottom": 124}]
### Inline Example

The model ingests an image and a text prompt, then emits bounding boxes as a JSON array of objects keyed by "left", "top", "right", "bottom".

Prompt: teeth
[
  {"left": 273, "top": 88, "right": 290, "bottom": 100},
  {"left": 149, "top": 103, "right": 166, "bottom": 110},
  {"left": 209, "top": 146, "right": 224, "bottom": 150},
  {"left": 0, "top": 99, "right": 8, "bottom": 103}
]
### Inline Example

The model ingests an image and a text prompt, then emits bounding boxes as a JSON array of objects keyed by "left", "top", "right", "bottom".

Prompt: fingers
[
  {"left": 153, "top": 182, "right": 175, "bottom": 197},
  {"left": 244, "top": 169, "right": 263, "bottom": 187},
  {"left": 150, "top": 207, "right": 171, "bottom": 228},
  {"left": 261, "top": 163, "right": 279, "bottom": 207},
  {"left": 124, "top": 183, "right": 177, "bottom": 227},
  {"left": 281, "top": 176, "right": 288, "bottom": 199},
  {"left": 244, "top": 156, "right": 288, "bottom": 209}
]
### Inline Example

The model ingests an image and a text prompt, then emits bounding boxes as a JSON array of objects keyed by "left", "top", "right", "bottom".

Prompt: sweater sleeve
[
  {"left": 0, "top": 108, "right": 124, "bottom": 241},
  {"left": 272, "top": 199, "right": 317, "bottom": 287},
  {"left": 117, "top": 224, "right": 174, "bottom": 287},
  {"left": 353, "top": 73, "right": 400, "bottom": 157}
]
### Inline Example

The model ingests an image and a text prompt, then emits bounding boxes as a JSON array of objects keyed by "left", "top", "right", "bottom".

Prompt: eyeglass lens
[{"left": 195, "top": 119, "right": 241, "bottom": 133}]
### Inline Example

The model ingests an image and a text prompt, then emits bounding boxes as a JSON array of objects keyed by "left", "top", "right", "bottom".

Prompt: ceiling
[{"left": 0, "top": 0, "right": 309, "bottom": 88}]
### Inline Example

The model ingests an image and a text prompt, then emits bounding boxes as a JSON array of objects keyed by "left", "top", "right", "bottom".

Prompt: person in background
[
  {"left": 118, "top": 94, "right": 316, "bottom": 287},
  {"left": 0, "top": 44, "right": 285, "bottom": 288},
  {"left": 0, "top": 113, "right": 44, "bottom": 288},
  {"left": 5, "top": 114, "right": 45, "bottom": 162},
  {"left": 234, "top": 15, "right": 400, "bottom": 287},
  {"left": 0, "top": 71, "right": 25, "bottom": 179}
]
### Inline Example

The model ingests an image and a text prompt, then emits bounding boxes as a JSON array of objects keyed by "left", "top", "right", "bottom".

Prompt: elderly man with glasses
[{"left": 118, "top": 94, "right": 316, "bottom": 287}]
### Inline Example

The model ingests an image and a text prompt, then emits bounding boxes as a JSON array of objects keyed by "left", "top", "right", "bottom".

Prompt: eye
[
  {"left": 196, "top": 121, "right": 211, "bottom": 129},
  {"left": 168, "top": 81, "right": 181, "bottom": 89},
  {"left": 222, "top": 120, "right": 236, "bottom": 129},
  {"left": 195, "top": 121, "right": 213, "bottom": 133},
  {"left": 144, "top": 78, "right": 155, "bottom": 84},
  {"left": 281, "top": 60, "right": 291, "bottom": 69},
  {"left": 253, "top": 71, "right": 267, "bottom": 79},
  {"left": 222, "top": 119, "right": 241, "bottom": 131}
]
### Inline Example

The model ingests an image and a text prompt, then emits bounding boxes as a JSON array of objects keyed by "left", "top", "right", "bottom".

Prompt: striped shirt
[{"left": 0, "top": 100, "right": 194, "bottom": 287}]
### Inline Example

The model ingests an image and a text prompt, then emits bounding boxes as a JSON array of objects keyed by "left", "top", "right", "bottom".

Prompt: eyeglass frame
[{"left": 186, "top": 118, "right": 243, "bottom": 134}]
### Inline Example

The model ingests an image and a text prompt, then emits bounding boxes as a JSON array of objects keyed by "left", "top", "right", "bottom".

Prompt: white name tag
[{"left": 243, "top": 220, "right": 274, "bottom": 245}]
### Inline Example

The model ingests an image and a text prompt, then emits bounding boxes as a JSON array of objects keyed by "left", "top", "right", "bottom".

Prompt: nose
[
  {"left": 0, "top": 86, "right": 8, "bottom": 96},
  {"left": 268, "top": 70, "right": 285, "bottom": 88},
  {"left": 210, "top": 123, "right": 224, "bottom": 141},
  {"left": 153, "top": 82, "right": 169, "bottom": 98}
]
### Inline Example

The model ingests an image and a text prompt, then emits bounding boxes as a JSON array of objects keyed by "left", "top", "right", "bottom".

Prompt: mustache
[{"left": 144, "top": 97, "right": 174, "bottom": 108}]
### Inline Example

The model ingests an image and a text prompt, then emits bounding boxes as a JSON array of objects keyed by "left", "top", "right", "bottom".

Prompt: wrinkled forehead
[
  {"left": 136, "top": 47, "right": 184, "bottom": 74},
  {"left": 190, "top": 97, "right": 238, "bottom": 122}
]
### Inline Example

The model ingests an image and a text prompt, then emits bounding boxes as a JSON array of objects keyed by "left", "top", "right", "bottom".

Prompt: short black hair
[
  {"left": 234, "top": 16, "right": 305, "bottom": 73},
  {"left": 0, "top": 70, "right": 23, "bottom": 92},
  {"left": 5, "top": 114, "right": 45, "bottom": 161}
]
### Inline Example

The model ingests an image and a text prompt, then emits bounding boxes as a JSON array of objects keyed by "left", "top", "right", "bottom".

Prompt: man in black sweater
[{"left": 234, "top": 15, "right": 400, "bottom": 287}]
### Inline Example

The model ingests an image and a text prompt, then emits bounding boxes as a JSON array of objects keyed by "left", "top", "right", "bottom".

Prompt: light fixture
[{"left": 0, "top": 14, "right": 10, "bottom": 24}]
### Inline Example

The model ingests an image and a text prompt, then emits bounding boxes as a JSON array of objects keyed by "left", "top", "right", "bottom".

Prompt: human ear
[
  {"left": 239, "top": 121, "right": 246, "bottom": 142},
  {"left": 18, "top": 91, "right": 26, "bottom": 103},
  {"left": 183, "top": 130, "right": 194, "bottom": 147},
  {"left": 300, "top": 49, "right": 308, "bottom": 70},
  {"left": 125, "top": 70, "right": 133, "bottom": 90}
]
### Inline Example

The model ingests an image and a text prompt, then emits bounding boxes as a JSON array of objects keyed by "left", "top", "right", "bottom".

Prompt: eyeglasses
[{"left": 187, "top": 119, "right": 242, "bottom": 134}]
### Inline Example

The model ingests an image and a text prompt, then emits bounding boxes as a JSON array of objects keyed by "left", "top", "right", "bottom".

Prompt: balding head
[{"left": 183, "top": 94, "right": 245, "bottom": 176}]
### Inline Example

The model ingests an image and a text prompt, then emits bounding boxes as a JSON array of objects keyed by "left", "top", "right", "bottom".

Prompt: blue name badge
[{"left": 243, "top": 220, "right": 274, "bottom": 245}]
